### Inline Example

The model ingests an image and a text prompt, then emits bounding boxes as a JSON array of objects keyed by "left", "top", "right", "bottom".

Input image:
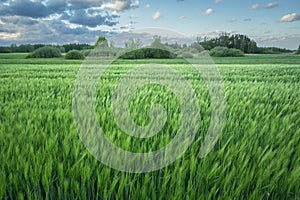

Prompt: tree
[
  {"left": 199, "top": 33, "right": 258, "bottom": 53},
  {"left": 65, "top": 50, "right": 85, "bottom": 60},
  {"left": 151, "top": 36, "right": 165, "bottom": 49},
  {"left": 124, "top": 38, "right": 143, "bottom": 49},
  {"left": 94, "top": 36, "right": 108, "bottom": 48},
  {"left": 296, "top": 45, "right": 300, "bottom": 54},
  {"left": 26, "top": 46, "right": 62, "bottom": 58}
]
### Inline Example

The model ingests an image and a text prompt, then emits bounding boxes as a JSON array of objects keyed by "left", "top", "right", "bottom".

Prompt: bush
[
  {"left": 181, "top": 52, "right": 194, "bottom": 58},
  {"left": 119, "top": 48, "right": 176, "bottom": 59},
  {"left": 209, "top": 47, "right": 244, "bottom": 57},
  {"left": 228, "top": 48, "right": 245, "bottom": 57},
  {"left": 26, "top": 46, "right": 62, "bottom": 58},
  {"left": 65, "top": 50, "right": 85, "bottom": 60},
  {"left": 81, "top": 49, "right": 92, "bottom": 57},
  {"left": 88, "top": 48, "right": 118, "bottom": 57}
]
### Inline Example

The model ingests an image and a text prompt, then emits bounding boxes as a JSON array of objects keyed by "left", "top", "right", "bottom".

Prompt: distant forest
[
  {"left": 197, "top": 33, "right": 293, "bottom": 54},
  {"left": 0, "top": 33, "right": 295, "bottom": 54}
]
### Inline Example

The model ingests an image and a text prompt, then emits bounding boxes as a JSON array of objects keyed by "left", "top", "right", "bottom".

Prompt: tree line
[
  {"left": 0, "top": 43, "right": 93, "bottom": 53},
  {"left": 0, "top": 33, "right": 297, "bottom": 55},
  {"left": 198, "top": 33, "right": 293, "bottom": 54}
]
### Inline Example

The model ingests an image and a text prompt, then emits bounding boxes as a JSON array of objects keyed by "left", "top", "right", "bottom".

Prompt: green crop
[{"left": 0, "top": 56, "right": 300, "bottom": 199}]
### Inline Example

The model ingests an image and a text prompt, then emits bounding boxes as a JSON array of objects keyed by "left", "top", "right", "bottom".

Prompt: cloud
[
  {"left": 228, "top": 18, "right": 237, "bottom": 23},
  {"left": 100, "top": 0, "right": 139, "bottom": 11},
  {"left": 215, "top": 0, "right": 223, "bottom": 3},
  {"left": 130, "top": 15, "right": 138, "bottom": 19},
  {"left": 145, "top": 4, "right": 150, "bottom": 8},
  {"left": 265, "top": 2, "right": 278, "bottom": 9},
  {"left": 66, "top": 0, "right": 101, "bottom": 10},
  {"left": 250, "top": 4, "right": 260, "bottom": 10},
  {"left": 46, "top": 0, "right": 68, "bottom": 12},
  {"left": 0, "top": 0, "right": 53, "bottom": 18},
  {"left": 205, "top": 8, "right": 213, "bottom": 15},
  {"left": 254, "top": 34, "right": 300, "bottom": 49},
  {"left": 0, "top": 16, "right": 38, "bottom": 26},
  {"left": 112, "top": 11, "right": 120, "bottom": 16},
  {"left": 130, "top": 0, "right": 139, "bottom": 7},
  {"left": 179, "top": 16, "right": 187, "bottom": 20},
  {"left": 0, "top": 26, "right": 16, "bottom": 33},
  {"left": 65, "top": 9, "right": 118, "bottom": 27},
  {"left": 50, "top": 20, "right": 91, "bottom": 35},
  {"left": 280, "top": 13, "right": 300, "bottom": 22},
  {"left": 0, "top": 15, "right": 110, "bottom": 45},
  {"left": 152, "top": 11, "right": 161, "bottom": 20},
  {"left": 244, "top": 18, "right": 252, "bottom": 22},
  {"left": 0, "top": 0, "right": 145, "bottom": 45}
]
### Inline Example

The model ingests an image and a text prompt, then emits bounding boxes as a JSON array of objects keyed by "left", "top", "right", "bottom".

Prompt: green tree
[
  {"left": 151, "top": 36, "right": 165, "bottom": 49},
  {"left": 296, "top": 45, "right": 300, "bottom": 54},
  {"left": 125, "top": 38, "right": 143, "bottom": 49},
  {"left": 94, "top": 36, "right": 108, "bottom": 48}
]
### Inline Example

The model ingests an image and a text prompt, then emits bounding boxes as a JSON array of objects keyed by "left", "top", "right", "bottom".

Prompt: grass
[{"left": 0, "top": 54, "right": 300, "bottom": 199}]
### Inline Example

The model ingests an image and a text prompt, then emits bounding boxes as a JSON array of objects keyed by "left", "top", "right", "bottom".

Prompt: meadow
[{"left": 0, "top": 53, "right": 300, "bottom": 199}]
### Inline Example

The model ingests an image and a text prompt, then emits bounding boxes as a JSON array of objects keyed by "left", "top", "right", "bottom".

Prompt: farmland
[{"left": 0, "top": 54, "right": 300, "bottom": 199}]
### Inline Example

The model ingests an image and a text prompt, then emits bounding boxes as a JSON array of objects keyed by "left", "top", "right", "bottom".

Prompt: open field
[{"left": 0, "top": 54, "right": 300, "bottom": 199}]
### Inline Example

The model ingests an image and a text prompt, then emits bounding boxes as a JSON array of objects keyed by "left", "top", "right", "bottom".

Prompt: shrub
[
  {"left": 65, "top": 50, "right": 85, "bottom": 60},
  {"left": 120, "top": 48, "right": 176, "bottom": 59},
  {"left": 181, "top": 52, "right": 194, "bottom": 58},
  {"left": 88, "top": 48, "right": 118, "bottom": 57},
  {"left": 26, "top": 46, "right": 62, "bottom": 58},
  {"left": 209, "top": 47, "right": 244, "bottom": 57},
  {"left": 189, "top": 48, "right": 199, "bottom": 54},
  {"left": 81, "top": 49, "right": 92, "bottom": 57},
  {"left": 228, "top": 48, "right": 245, "bottom": 57}
]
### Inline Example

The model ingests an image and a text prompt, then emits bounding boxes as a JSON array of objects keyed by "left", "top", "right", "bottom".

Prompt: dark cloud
[
  {"left": 0, "top": 0, "right": 141, "bottom": 44},
  {"left": 66, "top": 0, "right": 101, "bottom": 10},
  {"left": 46, "top": 0, "right": 68, "bottom": 12},
  {"left": 1, "top": 0, "right": 53, "bottom": 18},
  {"left": 0, "top": 27, "right": 16, "bottom": 33},
  {"left": 0, "top": 15, "right": 110, "bottom": 45},
  {"left": 49, "top": 20, "right": 90, "bottom": 35},
  {"left": 65, "top": 9, "right": 118, "bottom": 27},
  {"left": 1, "top": 16, "right": 38, "bottom": 25}
]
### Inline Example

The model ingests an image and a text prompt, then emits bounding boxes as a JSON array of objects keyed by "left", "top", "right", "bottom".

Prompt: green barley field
[{"left": 0, "top": 53, "right": 300, "bottom": 199}]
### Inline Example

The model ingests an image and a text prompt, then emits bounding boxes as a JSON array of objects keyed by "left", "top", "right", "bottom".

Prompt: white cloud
[
  {"left": 265, "top": 2, "right": 278, "bottom": 9},
  {"left": 112, "top": 11, "right": 120, "bottom": 16},
  {"left": 152, "top": 11, "right": 161, "bottom": 20},
  {"left": 280, "top": 13, "right": 300, "bottom": 22},
  {"left": 145, "top": 4, "right": 150, "bottom": 8},
  {"left": 179, "top": 16, "right": 187, "bottom": 20},
  {"left": 130, "top": 0, "right": 139, "bottom": 8},
  {"left": 250, "top": 4, "right": 260, "bottom": 10},
  {"left": 228, "top": 18, "right": 237, "bottom": 23},
  {"left": 0, "top": 32, "right": 20, "bottom": 40},
  {"left": 130, "top": 15, "right": 138, "bottom": 19},
  {"left": 100, "top": 0, "right": 138, "bottom": 11},
  {"left": 215, "top": 0, "right": 222, "bottom": 3},
  {"left": 205, "top": 8, "right": 213, "bottom": 15}
]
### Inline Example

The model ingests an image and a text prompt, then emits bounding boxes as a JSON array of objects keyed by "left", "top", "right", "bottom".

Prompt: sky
[{"left": 0, "top": 0, "right": 299, "bottom": 49}]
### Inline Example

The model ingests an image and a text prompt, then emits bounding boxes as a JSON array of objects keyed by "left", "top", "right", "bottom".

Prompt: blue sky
[{"left": 0, "top": 0, "right": 299, "bottom": 49}]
